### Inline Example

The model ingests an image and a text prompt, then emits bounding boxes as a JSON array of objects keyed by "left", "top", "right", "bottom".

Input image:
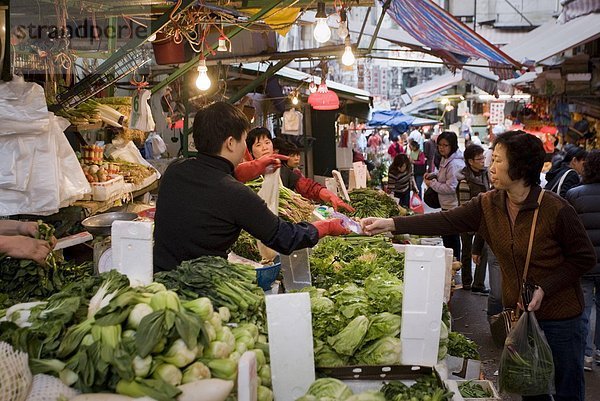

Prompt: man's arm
[{"left": 0, "top": 220, "right": 38, "bottom": 237}]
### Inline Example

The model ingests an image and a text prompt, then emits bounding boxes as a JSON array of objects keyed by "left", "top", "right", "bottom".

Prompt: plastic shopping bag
[
  {"left": 256, "top": 169, "right": 280, "bottom": 262},
  {"left": 498, "top": 311, "right": 555, "bottom": 396},
  {"left": 410, "top": 193, "right": 425, "bottom": 214}
]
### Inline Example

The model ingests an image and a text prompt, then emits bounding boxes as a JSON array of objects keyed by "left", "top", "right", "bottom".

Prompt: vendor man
[
  {"left": 153, "top": 101, "right": 348, "bottom": 272},
  {"left": 0, "top": 220, "right": 55, "bottom": 266}
]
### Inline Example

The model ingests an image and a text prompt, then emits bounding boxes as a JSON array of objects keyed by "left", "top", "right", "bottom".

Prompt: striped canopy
[{"left": 383, "top": 0, "right": 521, "bottom": 72}]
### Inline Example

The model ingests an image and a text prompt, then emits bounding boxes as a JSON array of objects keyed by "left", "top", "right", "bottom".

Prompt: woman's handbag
[
  {"left": 489, "top": 189, "right": 545, "bottom": 348},
  {"left": 423, "top": 186, "right": 441, "bottom": 209}
]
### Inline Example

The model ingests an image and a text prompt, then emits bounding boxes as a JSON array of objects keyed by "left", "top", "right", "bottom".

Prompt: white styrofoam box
[
  {"left": 446, "top": 379, "right": 500, "bottom": 401},
  {"left": 400, "top": 244, "right": 447, "bottom": 367},
  {"left": 446, "top": 356, "right": 481, "bottom": 380},
  {"left": 336, "top": 145, "right": 353, "bottom": 170},
  {"left": 111, "top": 221, "right": 154, "bottom": 286},
  {"left": 91, "top": 174, "right": 125, "bottom": 201},
  {"left": 238, "top": 351, "right": 258, "bottom": 401},
  {"left": 266, "top": 293, "right": 315, "bottom": 401},
  {"left": 443, "top": 247, "right": 454, "bottom": 303}
]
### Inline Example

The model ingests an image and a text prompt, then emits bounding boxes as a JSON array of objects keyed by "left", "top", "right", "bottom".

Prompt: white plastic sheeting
[{"left": 0, "top": 78, "right": 90, "bottom": 216}]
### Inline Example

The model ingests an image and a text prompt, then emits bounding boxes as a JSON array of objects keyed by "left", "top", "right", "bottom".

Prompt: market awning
[
  {"left": 383, "top": 0, "right": 522, "bottom": 71},
  {"left": 368, "top": 110, "right": 415, "bottom": 129},
  {"left": 463, "top": 12, "right": 600, "bottom": 92},
  {"left": 405, "top": 72, "right": 463, "bottom": 103},
  {"left": 241, "top": 62, "right": 371, "bottom": 102}
]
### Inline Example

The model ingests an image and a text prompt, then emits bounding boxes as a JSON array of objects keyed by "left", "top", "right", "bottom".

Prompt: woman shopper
[
  {"left": 387, "top": 154, "right": 417, "bottom": 209},
  {"left": 544, "top": 145, "right": 587, "bottom": 197},
  {"left": 408, "top": 140, "right": 426, "bottom": 199},
  {"left": 566, "top": 150, "right": 600, "bottom": 372},
  {"left": 361, "top": 130, "right": 595, "bottom": 401},
  {"left": 424, "top": 131, "right": 465, "bottom": 260}
]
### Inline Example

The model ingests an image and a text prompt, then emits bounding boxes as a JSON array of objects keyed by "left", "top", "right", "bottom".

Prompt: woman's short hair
[
  {"left": 463, "top": 144, "right": 484, "bottom": 162},
  {"left": 246, "top": 127, "right": 272, "bottom": 153},
  {"left": 409, "top": 140, "right": 420, "bottom": 150},
  {"left": 493, "top": 130, "right": 545, "bottom": 187},
  {"left": 437, "top": 131, "right": 459, "bottom": 155},
  {"left": 582, "top": 150, "right": 600, "bottom": 184},
  {"left": 192, "top": 102, "right": 250, "bottom": 155}
]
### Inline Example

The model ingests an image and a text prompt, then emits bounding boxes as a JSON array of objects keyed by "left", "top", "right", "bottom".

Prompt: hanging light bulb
[
  {"left": 341, "top": 37, "right": 355, "bottom": 66},
  {"left": 147, "top": 32, "right": 157, "bottom": 42},
  {"left": 309, "top": 81, "right": 317, "bottom": 93},
  {"left": 217, "top": 35, "right": 228, "bottom": 52},
  {"left": 337, "top": 9, "right": 349, "bottom": 39},
  {"left": 195, "top": 59, "right": 211, "bottom": 91},
  {"left": 292, "top": 92, "right": 299, "bottom": 105},
  {"left": 313, "top": 2, "right": 331, "bottom": 43}
]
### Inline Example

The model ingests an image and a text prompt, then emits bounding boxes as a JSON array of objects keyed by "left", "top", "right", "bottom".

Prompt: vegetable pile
[
  {"left": 246, "top": 178, "right": 314, "bottom": 223},
  {"left": 309, "top": 236, "right": 404, "bottom": 289},
  {"left": 447, "top": 332, "right": 480, "bottom": 360},
  {"left": 458, "top": 381, "right": 493, "bottom": 398},
  {"left": 0, "top": 270, "right": 272, "bottom": 401},
  {"left": 155, "top": 256, "right": 266, "bottom": 330},
  {"left": 344, "top": 188, "right": 406, "bottom": 219},
  {"left": 296, "top": 377, "right": 453, "bottom": 401},
  {"left": 229, "top": 230, "right": 262, "bottom": 263},
  {"left": 0, "top": 221, "right": 93, "bottom": 309},
  {"left": 304, "top": 268, "right": 404, "bottom": 367},
  {"left": 381, "top": 376, "right": 454, "bottom": 401}
]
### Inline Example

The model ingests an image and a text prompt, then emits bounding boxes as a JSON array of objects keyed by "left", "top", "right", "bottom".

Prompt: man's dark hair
[
  {"left": 192, "top": 102, "right": 250, "bottom": 154},
  {"left": 582, "top": 150, "right": 600, "bottom": 184},
  {"left": 493, "top": 130, "right": 545, "bottom": 186},
  {"left": 246, "top": 127, "right": 272, "bottom": 153},
  {"left": 273, "top": 137, "right": 300, "bottom": 156},
  {"left": 437, "top": 131, "right": 459, "bottom": 155},
  {"left": 463, "top": 144, "right": 484, "bottom": 162},
  {"left": 424, "top": 132, "right": 432, "bottom": 140}
]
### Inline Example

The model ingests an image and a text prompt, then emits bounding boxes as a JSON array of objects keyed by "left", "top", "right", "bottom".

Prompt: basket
[{"left": 255, "top": 262, "right": 281, "bottom": 291}]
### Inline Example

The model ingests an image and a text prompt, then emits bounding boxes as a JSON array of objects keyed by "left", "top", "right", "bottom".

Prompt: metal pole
[
  {"left": 151, "top": 0, "right": 285, "bottom": 95},
  {"left": 473, "top": 0, "right": 477, "bottom": 32},
  {"left": 367, "top": 0, "right": 392, "bottom": 53},
  {"left": 357, "top": 7, "right": 371, "bottom": 48}
]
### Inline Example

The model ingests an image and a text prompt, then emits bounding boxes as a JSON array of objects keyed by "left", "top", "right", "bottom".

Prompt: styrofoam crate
[
  {"left": 446, "top": 356, "right": 482, "bottom": 380},
  {"left": 446, "top": 379, "right": 500, "bottom": 401},
  {"left": 91, "top": 174, "right": 125, "bottom": 201},
  {"left": 111, "top": 221, "right": 153, "bottom": 286}
]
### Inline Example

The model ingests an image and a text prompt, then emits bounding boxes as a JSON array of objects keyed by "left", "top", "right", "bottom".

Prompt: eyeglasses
[
  {"left": 437, "top": 143, "right": 450, "bottom": 148},
  {"left": 473, "top": 156, "right": 486, "bottom": 161}
]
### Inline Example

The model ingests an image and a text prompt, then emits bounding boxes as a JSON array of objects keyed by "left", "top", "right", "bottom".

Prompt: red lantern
[{"left": 308, "top": 83, "right": 339, "bottom": 110}]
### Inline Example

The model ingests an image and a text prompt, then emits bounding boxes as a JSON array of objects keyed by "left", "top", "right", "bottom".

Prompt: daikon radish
[{"left": 177, "top": 379, "right": 234, "bottom": 401}]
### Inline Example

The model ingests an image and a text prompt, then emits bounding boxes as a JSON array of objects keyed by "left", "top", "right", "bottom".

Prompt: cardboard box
[{"left": 91, "top": 174, "right": 125, "bottom": 201}]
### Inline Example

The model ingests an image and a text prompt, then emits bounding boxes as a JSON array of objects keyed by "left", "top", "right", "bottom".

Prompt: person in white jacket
[{"left": 424, "top": 131, "right": 465, "bottom": 259}]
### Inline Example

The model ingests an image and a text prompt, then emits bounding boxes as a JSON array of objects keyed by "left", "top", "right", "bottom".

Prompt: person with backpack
[
  {"left": 566, "top": 150, "right": 600, "bottom": 372},
  {"left": 545, "top": 146, "right": 587, "bottom": 197},
  {"left": 387, "top": 136, "right": 404, "bottom": 159},
  {"left": 456, "top": 144, "right": 491, "bottom": 293}
]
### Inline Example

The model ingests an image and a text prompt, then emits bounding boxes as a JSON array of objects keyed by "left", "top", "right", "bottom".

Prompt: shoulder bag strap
[
  {"left": 522, "top": 189, "right": 545, "bottom": 282},
  {"left": 556, "top": 169, "right": 574, "bottom": 195}
]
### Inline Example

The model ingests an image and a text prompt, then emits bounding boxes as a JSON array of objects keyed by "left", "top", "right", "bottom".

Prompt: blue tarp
[{"left": 368, "top": 110, "right": 416, "bottom": 131}]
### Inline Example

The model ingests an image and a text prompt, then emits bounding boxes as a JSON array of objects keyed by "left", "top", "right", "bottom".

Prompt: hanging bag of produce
[{"left": 498, "top": 310, "right": 555, "bottom": 396}]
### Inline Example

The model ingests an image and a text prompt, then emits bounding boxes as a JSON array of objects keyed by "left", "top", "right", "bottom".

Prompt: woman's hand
[
  {"left": 472, "top": 254, "right": 481, "bottom": 265},
  {"left": 360, "top": 218, "right": 395, "bottom": 236},
  {"left": 1, "top": 235, "right": 52, "bottom": 266},
  {"left": 527, "top": 286, "right": 545, "bottom": 312},
  {"left": 18, "top": 221, "right": 39, "bottom": 237}
]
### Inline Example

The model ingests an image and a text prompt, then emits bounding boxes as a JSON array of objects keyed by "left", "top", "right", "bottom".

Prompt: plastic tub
[{"left": 256, "top": 262, "right": 281, "bottom": 291}]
